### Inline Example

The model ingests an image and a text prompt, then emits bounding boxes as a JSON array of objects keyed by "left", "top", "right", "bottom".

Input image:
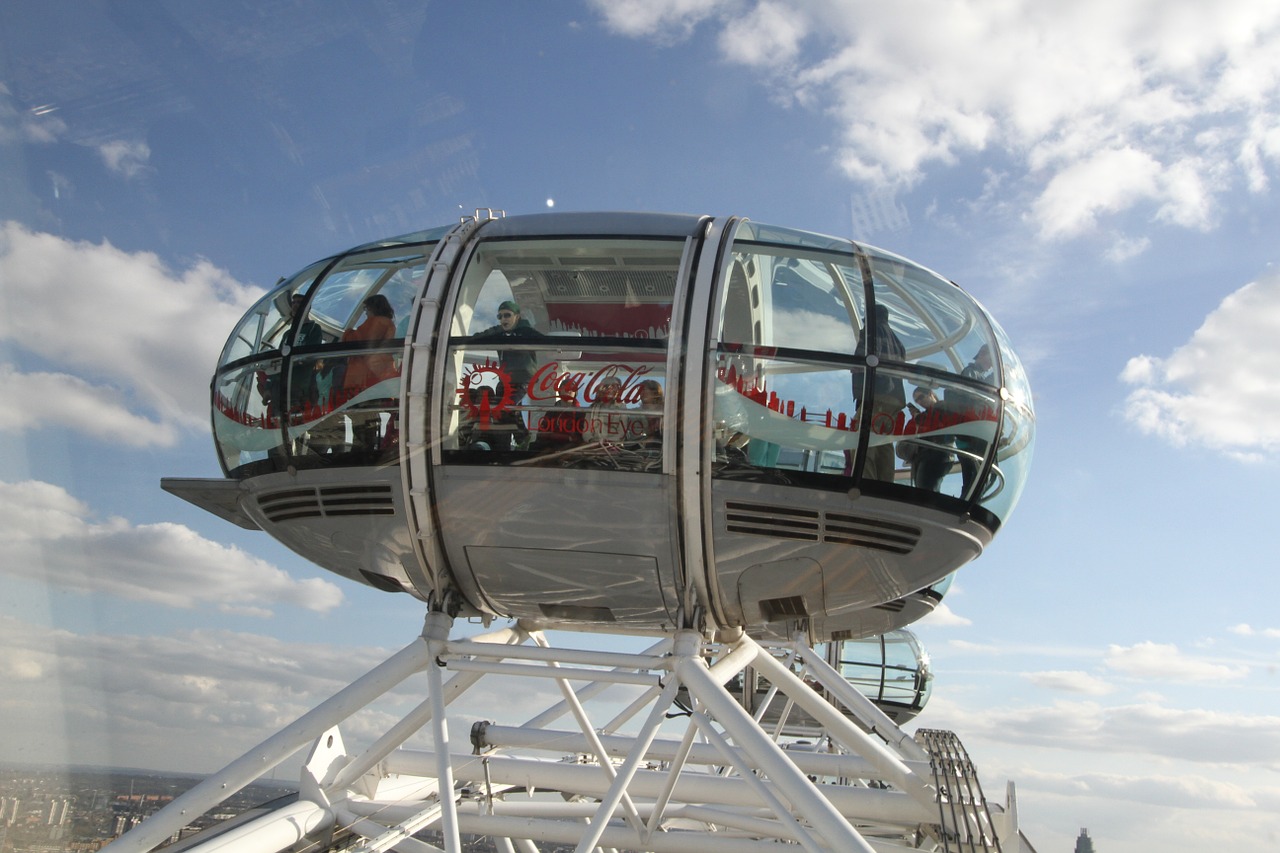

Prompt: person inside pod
[
  {"left": 340, "top": 294, "right": 398, "bottom": 452},
  {"left": 472, "top": 300, "right": 545, "bottom": 449}
]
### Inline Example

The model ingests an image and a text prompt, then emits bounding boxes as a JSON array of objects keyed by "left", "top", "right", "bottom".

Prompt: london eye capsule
[{"left": 166, "top": 210, "right": 1034, "bottom": 642}]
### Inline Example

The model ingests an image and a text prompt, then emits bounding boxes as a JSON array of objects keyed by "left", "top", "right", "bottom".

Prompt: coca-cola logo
[
  {"left": 527, "top": 361, "right": 654, "bottom": 405},
  {"left": 457, "top": 360, "right": 659, "bottom": 431}
]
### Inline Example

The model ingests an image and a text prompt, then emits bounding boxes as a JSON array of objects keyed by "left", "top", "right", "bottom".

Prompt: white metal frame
[{"left": 104, "top": 614, "right": 1032, "bottom": 853}]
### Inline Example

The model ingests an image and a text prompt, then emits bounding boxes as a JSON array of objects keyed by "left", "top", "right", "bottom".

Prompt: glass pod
[{"left": 171, "top": 211, "right": 1034, "bottom": 642}]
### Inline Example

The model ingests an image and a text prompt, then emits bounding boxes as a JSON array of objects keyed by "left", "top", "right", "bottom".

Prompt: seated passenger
[
  {"left": 341, "top": 294, "right": 399, "bottom": 398},
  {"left": 341, "top": 294, "right": 398, "bottom": 453},
  {"left": 583, "top": 375, "right": 631, "bottom": 444},
  {"left": 305, "top": 357, "right": 346, "bottom": 454},
  {"left": 456, "top": 388, "right": 491, "bottom": 451},
  {"left": 633, "top": 379, "right": 664, "bottom": 441},
  {"left": 531, "top": 376, "right": 585, "bottom": 452}
]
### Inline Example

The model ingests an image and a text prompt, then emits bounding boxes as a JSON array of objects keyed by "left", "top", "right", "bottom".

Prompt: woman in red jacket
[
  {"left": 338, "top": 293, "right": 399, "bottom": 454},
  {"left": 341, "top": 294, "right": 398, "bottom": 397}
]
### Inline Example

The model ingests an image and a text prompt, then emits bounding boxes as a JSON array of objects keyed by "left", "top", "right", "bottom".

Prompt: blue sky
[{"left": 2, "top": 1, "right": 1279, "bottom": 850}]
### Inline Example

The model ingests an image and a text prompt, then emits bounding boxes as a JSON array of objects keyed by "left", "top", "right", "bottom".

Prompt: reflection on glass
[
  {"left": 444, "top": 345, "right": 665, "bottom": 472},
  {"left": 306, "top": 249, "right": 427, "bottom": 340},
  {"left": 835, "top": 631, "right": 932, "bottom": 711},
  {"left": 213, "top": 349, "right": 404, "bottom": 473},
  {"left": 708, "top": 223, "right": 1033, "bottom": 521},
  {"left": 719, "top": 246, "right": 864, "bottom": 356},
  {"left": 285, "top": 351, "right": 401, "bottom": 462},
  {"left": 977, "top": 396, "right": 1035, "bottom": 520},
  {"left": 213, "top": 359, "right": 286, "bottom": 472},
  {"left": 209, "top": 220, "right": 1036, "bottom": 521},
  {"left": 440, "top": 236, "right": 681, "bottom": 472},
  {"left": 896, "top": 378, "right": 1001, "bottom": 500},
  {"left": 213, "top": 241, "right": 433, "bottom": 476},
  {"left": 710, "top": 358, "right": 1008, "bottom": 496},
  {"left": 713, "top": 354, "right": 861, "bottom": 476},
  {"left": 221, "top": 261, "right": 326, "bottom": 365},
  {"left": 974, "top": 317, "right": 1035, "bottom": 520}
]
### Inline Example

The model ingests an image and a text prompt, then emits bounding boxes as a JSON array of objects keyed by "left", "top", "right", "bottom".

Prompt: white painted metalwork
[{"left": 105, "top": 616, "right": 1034, "bottom": 853}]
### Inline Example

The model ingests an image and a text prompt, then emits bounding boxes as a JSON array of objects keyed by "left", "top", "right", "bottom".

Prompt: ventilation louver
[
  {"left": 725, "top": 501, "right": 920, "bottom": 554},
  {"left": 256, "top": 484, "right": 396, "bottom": 523},
  {"left": 759, "top": 595, "right": 808, "bottom": 620}
]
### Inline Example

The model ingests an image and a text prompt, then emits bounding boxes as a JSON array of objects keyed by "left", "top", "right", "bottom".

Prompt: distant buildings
[
  {"left": 0, "top": 765, "right": 295, "bottom": 852},
  {"left": 1075, "top": 827, "right": 1096, "bottom": 852}
]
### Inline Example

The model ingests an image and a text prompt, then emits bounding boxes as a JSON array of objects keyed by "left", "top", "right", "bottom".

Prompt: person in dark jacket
[
  {"left": 899, "top": 386, "right": 955, "bottom": 493},
  {"left": 473, "top": 300, "right": 545, "bottom": 448}
]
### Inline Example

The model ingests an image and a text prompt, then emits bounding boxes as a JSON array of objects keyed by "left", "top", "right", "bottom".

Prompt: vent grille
[
  {"left": 724, "top": 501, "right": 920, "bottom": 555},
  {"left": 543, "top": 269, "right": 677, "bottom": 300},
  {"left": 759, "top": 595, "right": 808, "bottom": 620},
  {"left": 726, "top": 502, "right": 820, "bottom": 541},
  {"left": 539, "top": 603, "right": 616, "bottom": 622},
  {"left": 257, "top": 484, "right": 396, "bottom": 523}
]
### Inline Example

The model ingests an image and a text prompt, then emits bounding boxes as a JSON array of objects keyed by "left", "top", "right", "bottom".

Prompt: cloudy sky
[{"left": 2, "top": 1, "right": 1279, "bottom": 850}]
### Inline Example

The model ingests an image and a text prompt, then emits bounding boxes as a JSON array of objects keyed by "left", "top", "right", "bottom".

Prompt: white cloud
[
  {"left": 591, "top": 0, "right": 1280, "bottom": 239},
  {"left": 1120, "top": 267, "right": 1280, "bottom": 457},
  {"left": 0, "top": 479, "right": 343, "bottom": 616},
  {"left": 718, "top": 1, "right": 806, "bottom": 67},
  {"left": 1104, "top": 641, "right": 1249, "bottom": 682},
  {"left": 933, "top": 697, "right": 1280, "bottom": 765},
  {"left": 917, "top": 602, "right": 971, "bottom": 628},
  {"left": 948, "top": 638, "right": 1002, "bottom": 655},
  {"left": 1103, "top": 233, "right": 1151, "bottom": 263},
  {"left": 1016, "top": 779, "right": 1280, "bottom": 853},
  {"left": 0, "top": 615, "right": 397, "bottom": 771},
  {"left": 1240, "top": 114, "right": 1280, "bottom": 191},
  {"left": 1230, "top": 623, "right": 1280, "bottom": 638},
  {"left": 1025, "top": 768, "right": 1268, "bottom": 810},
  {"left": 1031, "top": 147, "right": 1162, "bottom": 239},
  {"left": 589, "top": 0, "right": 717, "bottom": 42},
  {"left": 0, "top": 222, "right": 263, "bottom": 444},
  {"left": 98, "top": 139, "right": 151, "bottom": 178},
  {"left": 0, "top": 614, "right": 587, "bottom": 773},
  {"left": 1024, "top": 670, "right": 1114, "bottom": 696},
  {"left": 0, "top": 364, "right": 179, "bottom": 446}
]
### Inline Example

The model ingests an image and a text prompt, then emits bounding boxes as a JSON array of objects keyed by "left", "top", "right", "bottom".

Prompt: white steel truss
[{"left": 104, "top": 613, "right": 1035, "bottom": 853}]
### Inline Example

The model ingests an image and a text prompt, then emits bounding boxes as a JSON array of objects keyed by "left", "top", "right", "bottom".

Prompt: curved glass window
[
  {"left": 440, "top": 237, "right": 684, "bottom": 471},
  {"left": 214, "top": 357, "right": 285, "bottom": 471},
  {"left": 711, "top": 224, "right": 865, "bottom": 485},
  {"left": 895, "top": 375, "right": 1001, "bottom": 501},
  {"left": 980, "top": 317, "right": 1035, "bottom": 519},
  {"left": 862, "top": 245, "right": 995, "bottom": 374},
  {"left": 220, "top": 261, "right": 328, "bottom": 365},
  {"left": 711, "top": 221, "right": 1033, "bottom": 528},
  {"left": 213, "top": 242, "right": 436, "bottom": 476}
]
